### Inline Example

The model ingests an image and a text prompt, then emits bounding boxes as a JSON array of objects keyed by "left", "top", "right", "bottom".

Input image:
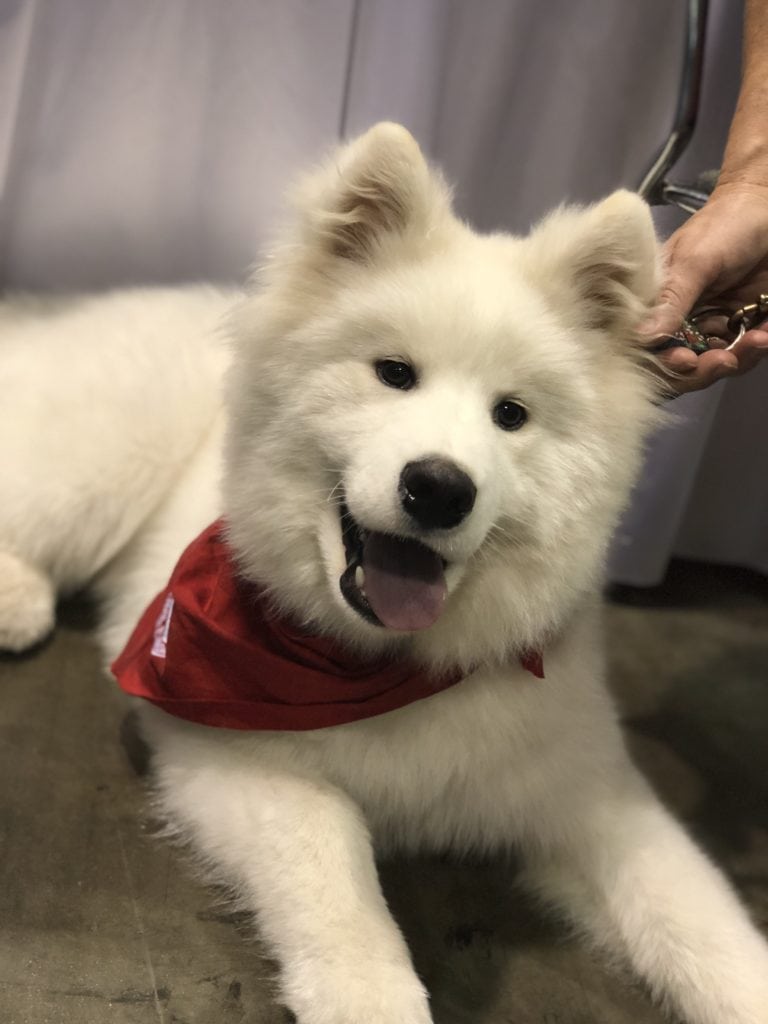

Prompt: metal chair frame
[{"left": 638, "top": 0, "right": 712, "bottom": 212}]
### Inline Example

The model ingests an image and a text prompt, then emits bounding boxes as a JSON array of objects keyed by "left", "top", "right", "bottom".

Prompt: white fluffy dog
[{"left": 2, "top": 124, "right": 767, "bottom": 1024}]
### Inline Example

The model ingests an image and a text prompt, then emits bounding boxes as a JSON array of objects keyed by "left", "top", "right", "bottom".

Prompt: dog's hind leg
[
  {"left": 520, "top": 768, "right": 768, "bottom": 1024},
  {"left": 144, "top": 724, "right": 434, "bottom": 1024},
  {"left": 0, "top": 550, "right": 55, "bottom": 652}
]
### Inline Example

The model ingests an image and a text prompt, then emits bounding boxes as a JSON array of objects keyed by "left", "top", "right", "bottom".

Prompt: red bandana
[{"left": 112, "top": 521, "right": 544, "bottom": 731}]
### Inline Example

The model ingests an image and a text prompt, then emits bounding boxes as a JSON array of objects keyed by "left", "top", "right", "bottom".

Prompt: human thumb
[{"left": 638, "top": 270, "right": 703, "bottom": 340}]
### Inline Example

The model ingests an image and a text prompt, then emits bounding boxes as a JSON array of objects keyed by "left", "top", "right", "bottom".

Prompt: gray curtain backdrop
[{"left": 1, "top": 0, "right": 765, "bottom": 584}]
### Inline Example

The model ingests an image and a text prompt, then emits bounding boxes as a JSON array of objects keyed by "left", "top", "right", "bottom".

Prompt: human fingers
[
  {"left": 656, "top": 346, "right": 698, "bottom": 373},
  {"left": 657, "top": 348, "right": 740, "bottom": 395},
  {"left": 731, "top": 326, "right": 768, "bottom": 373}
]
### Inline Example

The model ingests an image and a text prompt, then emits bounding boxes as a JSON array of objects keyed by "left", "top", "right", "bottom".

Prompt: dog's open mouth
[{"left": 339, "top": 503, "right": 447, "bottom": 631}]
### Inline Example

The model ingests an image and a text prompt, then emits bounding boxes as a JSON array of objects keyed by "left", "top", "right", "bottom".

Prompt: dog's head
[{"left": 224, "top": 123, "right": 661, "bottom": 671}]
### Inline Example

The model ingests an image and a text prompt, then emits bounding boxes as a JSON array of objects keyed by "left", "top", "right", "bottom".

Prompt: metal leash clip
[{"left": 650, "top": 292, "right": 768, "bottom": 355}]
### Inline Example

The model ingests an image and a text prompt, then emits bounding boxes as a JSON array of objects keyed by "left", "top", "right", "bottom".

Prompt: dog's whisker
[{"left": 325, "top": 481, "right": 345, "bottom": 505}]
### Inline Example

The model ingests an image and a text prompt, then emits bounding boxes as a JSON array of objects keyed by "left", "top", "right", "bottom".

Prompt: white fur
[{"left": 2, "top": 123, "right": 766, "bottom": 1023}]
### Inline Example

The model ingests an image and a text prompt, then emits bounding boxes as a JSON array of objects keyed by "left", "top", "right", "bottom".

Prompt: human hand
[{"left": 639, "top": 183, "right": 768, "bottom": 394}]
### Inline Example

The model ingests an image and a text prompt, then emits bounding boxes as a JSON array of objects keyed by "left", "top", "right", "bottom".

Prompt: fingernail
[
  {"left": 638, "top": 304, "right": 678, "bottom": 339},
  {"left": 714, "top": 365, "right": 737, "bottom": 380},
  {"left": 638, "top": 317, "right": 662, "bottom": 339}
]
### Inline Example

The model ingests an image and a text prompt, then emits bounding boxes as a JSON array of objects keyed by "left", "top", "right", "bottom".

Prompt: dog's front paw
[
  {"left": 284, "top": 958, "right": 432, "bottom": 1024},
  {"left": 0, "top": 552, "right": 55, "bottom": 653}
]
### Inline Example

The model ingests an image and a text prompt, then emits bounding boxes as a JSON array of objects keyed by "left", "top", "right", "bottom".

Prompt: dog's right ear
[{"left": 294, "top": 122, "right": 452, "bottom": 264}]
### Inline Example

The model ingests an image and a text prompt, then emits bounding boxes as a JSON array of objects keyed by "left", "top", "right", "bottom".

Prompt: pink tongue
[{"left": 361, "top": 533, "right": 447, "bottom": 631}]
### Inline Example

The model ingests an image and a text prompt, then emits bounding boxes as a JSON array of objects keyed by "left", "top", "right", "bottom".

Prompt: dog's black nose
[{"left": 399, "top": 458, "right": 477, "bottom": 530}]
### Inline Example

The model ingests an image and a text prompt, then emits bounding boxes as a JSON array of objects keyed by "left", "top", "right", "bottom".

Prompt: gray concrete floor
[{"left": 1, "top": 562, "right": 767, "bottom": 1023}]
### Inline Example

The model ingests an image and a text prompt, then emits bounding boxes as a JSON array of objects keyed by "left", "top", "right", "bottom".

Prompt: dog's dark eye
[
  {"left": 493, "top": 398, "right": 528, "bottom": 431},
  {"left": 375, "top": 359, "right": 415, "bottom": 390}
]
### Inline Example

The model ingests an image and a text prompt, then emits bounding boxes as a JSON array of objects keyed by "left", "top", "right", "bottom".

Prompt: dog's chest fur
[{"left": 142, "top": 602, "right": 619, "bottom": 856}]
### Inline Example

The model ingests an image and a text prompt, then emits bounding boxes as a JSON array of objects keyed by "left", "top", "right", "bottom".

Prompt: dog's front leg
[
  {"left": 520, "top": 768, "right": 768, "bottom": 1024},
  {"left": 154, "top": 757, "right": 432, "bottom": 1024}
]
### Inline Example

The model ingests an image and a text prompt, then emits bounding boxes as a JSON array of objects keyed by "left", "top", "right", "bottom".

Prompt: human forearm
[{"left": 718, "top": 0, "right": 768, "bottom": 190}]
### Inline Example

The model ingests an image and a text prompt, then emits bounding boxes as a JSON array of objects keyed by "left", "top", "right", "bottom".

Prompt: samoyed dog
[{"left": 1, "top": 124, "right": 767, "bottom": 1023}]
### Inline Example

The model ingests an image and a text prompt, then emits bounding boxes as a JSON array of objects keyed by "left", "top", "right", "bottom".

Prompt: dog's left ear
[
  {"left": 522, "top": 191, "right": 660, "bottom": 337},
  {"left": 295, "top": 122, "right": 452, "bottom": 264}
]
